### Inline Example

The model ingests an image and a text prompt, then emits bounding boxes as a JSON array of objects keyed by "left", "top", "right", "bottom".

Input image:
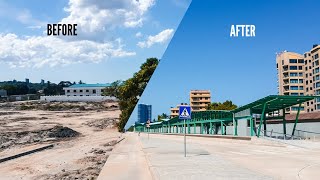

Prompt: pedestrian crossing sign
[{"left": 179, "top": 106, "right": 191, "bottom": 119}]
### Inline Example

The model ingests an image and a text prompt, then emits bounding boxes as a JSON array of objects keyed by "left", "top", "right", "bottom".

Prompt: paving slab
[
  {"left": 97, "top": 133, "right": 153, "bottom": 180},
  {"left": 139, "top": 133, "right": 272, "bottom": 180}
]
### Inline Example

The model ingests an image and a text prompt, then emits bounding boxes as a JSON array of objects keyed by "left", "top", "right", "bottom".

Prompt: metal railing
[
  {"left": 295, "top": 129, "right": 320, "bottom": 141},
  {"left": 257, "top": 128, "right": 302, "bottom": 140}
]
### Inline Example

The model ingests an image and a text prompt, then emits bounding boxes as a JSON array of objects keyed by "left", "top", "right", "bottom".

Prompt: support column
[
  {"left": 257, "top": 103, "right": 267, "bottom": 137},
  {"left": 221, "top": 121, "right": 224, "bottom": 135},
  {"left": 176, "top": 126, "right": 178, "bottom": 133},
  {"left": 200, "top": 123, "right": 204, "bottom": 134},
  {"left": 263, "top": 113, "right": 267, "bottom": 136},
  {"left": 250, "top": 117, "right": 254, "bottom": 136},
  {"left": 282, "top": 109, "right": 286, "bottom": 138},
  {"left": 209, "top": 122, "right": 213, "bottom": 134},
  {"left": 234, "top": 119, "right": 238, "bottom": 136},
  {"left": 292, "top": 103, "right": 302, "bottom": 136}
]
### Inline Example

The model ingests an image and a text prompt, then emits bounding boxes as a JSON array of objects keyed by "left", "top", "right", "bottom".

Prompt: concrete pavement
[
  {"left": 99, "top": 132, "right": 320, "bottom": 179},
  {"left": 97, "top": 133, "right": 153, "bottom": 180}
]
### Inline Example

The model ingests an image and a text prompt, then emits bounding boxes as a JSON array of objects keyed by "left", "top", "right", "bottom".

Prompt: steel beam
[
  {"left": 292, "top": 103, "right": 302, "bottom": 136},
  {"left": 257, "top": 103, "right": 267, "bottom": 137},
  {"left": 249, "top": 117, "right": 254, "bottom": 136},
  {"left": 282, "top": 109, "right": 286, "bottom": 138}
]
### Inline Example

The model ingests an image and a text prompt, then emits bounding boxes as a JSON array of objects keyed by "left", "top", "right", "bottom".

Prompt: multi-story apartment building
[
  {"left": 138, "top": 104, "right": 152, "bottom": 123},
  {"left": 276, "top": 44, "right": 320, "bottom": 113},
  {"left": 170, "top": 103, "right": 188, "bottom": 118},
  {"left": 189, "top": 90, "right": 211, "bottom": 112}
]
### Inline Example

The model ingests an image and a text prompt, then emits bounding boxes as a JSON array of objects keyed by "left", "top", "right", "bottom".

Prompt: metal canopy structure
[
  {"left": 232, "top": 95, "right": 316, "bottom": 114},
  {"left": 132, "top": 95, "right": 318, "bottom": 138}
]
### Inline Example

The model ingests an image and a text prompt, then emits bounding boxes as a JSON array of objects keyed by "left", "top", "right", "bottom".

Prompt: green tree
[
  {"left": 103, "top": 58, "right": 159, "bottom": 131},
  {"left": 157, "top": 113, "right": 169, "bottom": 121},
  {"left": 207, "top": 100, "right": 237, "bottom": 110}
]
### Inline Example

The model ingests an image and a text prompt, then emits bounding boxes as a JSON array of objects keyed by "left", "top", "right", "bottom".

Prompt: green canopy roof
[{"left": 231, "top": 95, "right": 317, "bottom": 114}]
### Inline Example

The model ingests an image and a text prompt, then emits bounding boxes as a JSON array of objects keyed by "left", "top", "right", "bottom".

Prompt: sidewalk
[
  {"left": 97, "top": 133, "right": 153, "bottom": 180},
  {"left": 139, "top": 133, "right": 272, "bottom": 180}
]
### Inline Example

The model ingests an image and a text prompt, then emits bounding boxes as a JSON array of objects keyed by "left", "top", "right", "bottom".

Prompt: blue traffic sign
[{"left": 179, "top": 106, "right": 191, "bottom": 119}]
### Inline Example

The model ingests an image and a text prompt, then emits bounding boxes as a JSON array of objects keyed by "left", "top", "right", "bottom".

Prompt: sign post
[
  {"left": 146, "top": 120, "right": 150, "bottom": 140},
  {"left": 179, "top": 105, "right": 191, "bottom": 157}
]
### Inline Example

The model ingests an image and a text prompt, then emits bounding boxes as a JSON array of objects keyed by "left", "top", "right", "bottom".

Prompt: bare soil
[{"left": 0, "top": 100, "right": 121, "bottom": 179}]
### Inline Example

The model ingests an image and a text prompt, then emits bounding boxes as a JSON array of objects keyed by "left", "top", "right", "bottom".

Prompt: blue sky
[
  {"left": 126, "top": 0, "right": 320, "bottom": 128},
  {"left": 0, "top": 0, "right": 191, "bottom": 83}
]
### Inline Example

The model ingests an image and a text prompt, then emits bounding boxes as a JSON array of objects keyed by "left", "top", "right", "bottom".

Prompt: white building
[{"left": 63, "top": 84, "right": 110, "bottom": 96}]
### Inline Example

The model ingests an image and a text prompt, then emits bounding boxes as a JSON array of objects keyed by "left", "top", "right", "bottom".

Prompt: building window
[
  {"left": 300, "top": 93, "right": 304, "bottom": 96},
  {"left": 290, "top": 66, "right": 297, "bottom": 70},
  {"left": 80, "top": 90, "right": 83, "bottom": 92},
  {"left": 298, "top": 66, "right": 302, "bottom": 70},
  {"left": 316, "top": 82, "right": 320, "bottom": 88},
  {"left": 290, "top": 86, "right": 298, "bottom": 90},
  {"left": 291, "top": 93, "right": 299, "bottom": 96},
  {"left": 290, "top": 72, "right": 298, "bottom": 77},
  {"left": 315, "top": 54, "right": 319, "bottom": 59},
  {"left": 315, "top": 67, "right": 319, "bottom": 73},
  {"left": 299, "top": 86, "right": 304, "bottom": 90},
  {"left": 298, "top": 59, "right": 304, "bottom": 63},
  {"left": 291, "top": 106, "right": 304, "bottom": 111},
  {"left": 316, "top": 60, "right": 319, "bottom": 66},
  {"left": 290, "top": 79, "right": 298, "bottom": 83},
  {"left": 93, "top": 90, "right": 96, "bottom": 94},
  {"left": 289, "top": 59, "right": 297, "bottom": 63},
  {"left": 73, "top": 90, "right": 76, "bottom": 93},
  {"left": 86, "top": 90, "right": 89, "bottom": 92},
  {"left": 299, "top": 79, "right": 303, "bottom": 83},
  {"left": 67, "top": 90, "right": 70, "bottom": 93},
  {"left": 299, "top": 72, "right": 303, "bottom": 76}
]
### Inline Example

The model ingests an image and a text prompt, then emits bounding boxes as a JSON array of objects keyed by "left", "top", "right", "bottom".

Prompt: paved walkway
[
  {"left": 140, "top": 134, "right": 272, "bottom": 180},
  {"left": 99, "top": 133, "right": 320, "bottom": 180},
  {"left": 97, "top": 133, "right": 152, "bottom": 180}
]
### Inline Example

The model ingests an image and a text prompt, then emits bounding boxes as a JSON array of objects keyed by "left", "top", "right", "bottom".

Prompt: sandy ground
[{"left": 0, "top": 101, "right": 121, "bottom": 180}]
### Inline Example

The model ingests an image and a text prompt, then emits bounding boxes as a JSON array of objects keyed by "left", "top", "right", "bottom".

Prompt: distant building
[
  {"left": 138, "top": 104, "right": 152, "bottom": 123},
  {"left": 276, "top": 44, "right": 320, "bottom": 113},
  {"left": 41, "top": 79, "right": 45, "bottom": 85},
  {"left": 25, "top": 78, "right": 30, "bottom": 84},
  {"left": 63, "top": 84, "right": 110, "bottom": 96},
  {"left": 170, "top": 103, "right": 188, "bottom": 118},
  {"left": 0, "top": 89, "right": 8, "bottom": 98},
  {"left": 190, "top": 90, "right": 211, "bottom": 112}
]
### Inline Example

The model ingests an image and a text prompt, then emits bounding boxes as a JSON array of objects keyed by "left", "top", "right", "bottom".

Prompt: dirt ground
[{"left": 0, "top": 100, "right": 121, "bottom": 180}]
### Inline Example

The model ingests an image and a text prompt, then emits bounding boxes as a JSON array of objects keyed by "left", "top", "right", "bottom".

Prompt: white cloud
[
  {"left": 137, "top": 29, "right": 174, "bottom": 48},
  {"left": 135, "top": 32, "right": 143, "bottom": 38},
  {"left": 60, "top": 0, "right": 155, "bottom": 37},
  {"left": 0, "top": 33, "right": 135, "bottom": 68}
]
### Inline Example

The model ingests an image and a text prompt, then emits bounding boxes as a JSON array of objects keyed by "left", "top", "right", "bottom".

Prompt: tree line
[{"left": 103, "top": 58, "right": 159, "bottom": 131}]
